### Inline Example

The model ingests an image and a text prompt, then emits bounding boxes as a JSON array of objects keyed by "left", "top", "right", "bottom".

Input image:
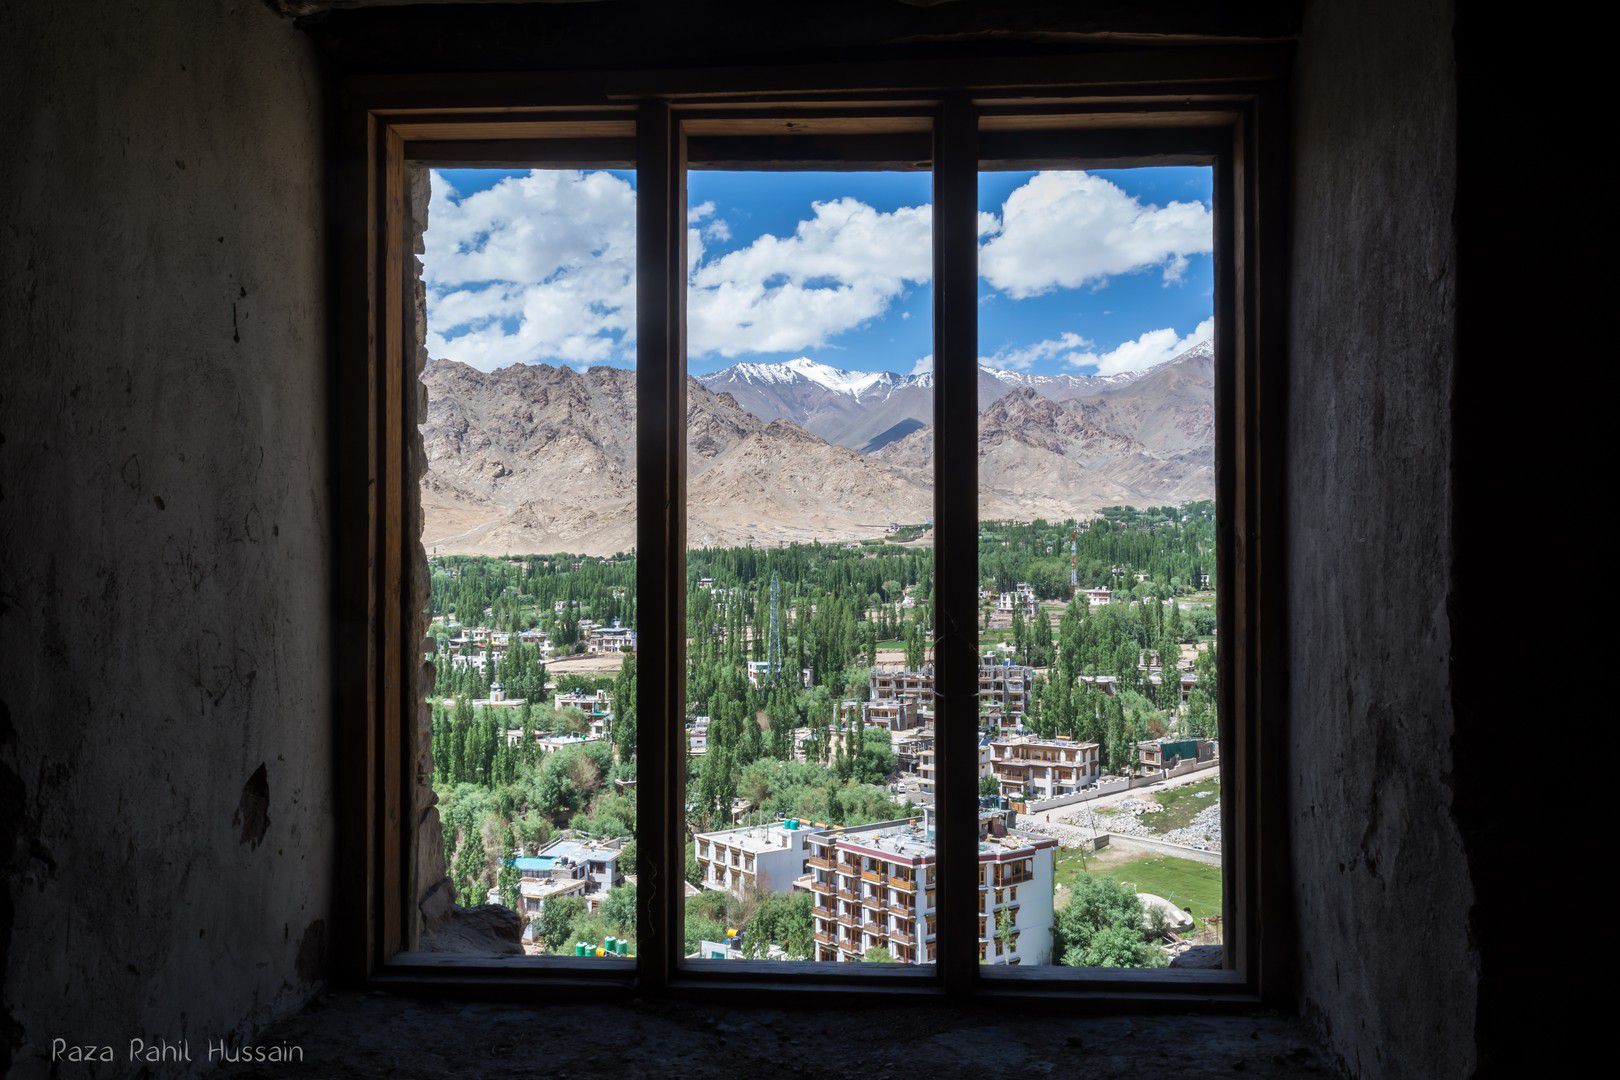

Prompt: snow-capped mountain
[{"left": 696, "top": 351, "right": 1183, "bottom": 450}]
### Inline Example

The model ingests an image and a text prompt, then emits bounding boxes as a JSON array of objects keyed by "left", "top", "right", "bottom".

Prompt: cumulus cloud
[
  {"left": 422, "top": 169, "right": 637, "bottom": 371},
  {"left": 687, "top": 197, "right": 932, "bottom": 357},
  {"left": 422, "top": 168, "right": 1211, "bottom": 375},
  {"left": 1064, "top": 317, "right": 1214, "bottom": 377},
  {"left": 979, "top": 171, "right": 1212, "bottom": 299},
  {"left": 987, "top": 331, "right": 1094, "bottom": 371},
  {"left": 910, "top": 354, "right": 933, "bottom": 376}
]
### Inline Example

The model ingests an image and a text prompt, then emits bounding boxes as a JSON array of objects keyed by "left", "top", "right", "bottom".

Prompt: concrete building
[
  {"left": 586, "top": 624, "right": 636, "bottom": 654},
  {"left": 978, "top": 661, "right": 1034, "bottom": 727},
  {"left": 686, "top": 714, "right": 710, "bottom": 757},
  {"left": 1138, "top": 738, "right": 1216, "bottom": 771},
  {"left": 497, "top": 836, "right": 627, "bottom": 917},
  {"left": 805, "top": 809, "right": 1055, "bottom": 966},
  {"left": 870, "top": 664, "right": 935, "bottom": 705},
  {"left": 693, "top": 819, "right": 819, "bottom": 898},
  {"left": 989, "top": 735, "right": 1101, "bottom": 802}
]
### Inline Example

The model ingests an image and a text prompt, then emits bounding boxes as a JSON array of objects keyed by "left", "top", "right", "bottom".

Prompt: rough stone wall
[
  {"left": 0, "top": 0, "right": 330, "bottom": 1074},
  {"left": 1287, "top": 0, "right": 1474, "bottom": 1076}
]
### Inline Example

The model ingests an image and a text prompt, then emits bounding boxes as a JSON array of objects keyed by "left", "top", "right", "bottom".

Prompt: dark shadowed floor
[{"left": 230, "top": 992, "right": 1333, "bottom": 1078}]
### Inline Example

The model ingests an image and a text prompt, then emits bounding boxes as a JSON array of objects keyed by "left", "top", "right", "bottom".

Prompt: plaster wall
[
  {"left": 1287, "top": 0, "right": 1475, "bottom": 1075},
  {"left": 0, "top": 0, "right": 331, "bottom": 1073}
]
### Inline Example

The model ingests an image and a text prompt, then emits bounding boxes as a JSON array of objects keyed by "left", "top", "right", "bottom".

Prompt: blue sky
[{"left": 424, "top": 165, "right": 1213, "bottom": 377}]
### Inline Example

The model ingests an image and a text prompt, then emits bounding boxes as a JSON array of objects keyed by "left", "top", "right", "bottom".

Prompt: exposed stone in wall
[
  {"left": 405, "top": 166, "right": 517, "bottom": 956},
  {"left": 1287, "top": 1, "right": 1472, "bottom": 1076},
  {"left": 0, "top": 0, "right": 330, "bottom": 1074},
  {"left": 406, "top": 164, "right": 455, "bottom": 946}
]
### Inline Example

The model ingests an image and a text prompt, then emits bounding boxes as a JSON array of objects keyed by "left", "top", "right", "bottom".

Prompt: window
[
  {"left": 681, "top": 166, "right": 934, "bottom": 969},
  {"left": 338, "top": 56, "right": 1286, "bottom": 1003},
  {"left": 971, "top": 162, "right": 1223, "bottom": 974},
  {"left": 416, "top": 163, "right": 640, "bottom": 964}
]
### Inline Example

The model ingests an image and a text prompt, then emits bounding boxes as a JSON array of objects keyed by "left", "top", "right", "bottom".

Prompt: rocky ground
[{"left": 1095, "top": 794, "right": 1223, "bottom": 851}]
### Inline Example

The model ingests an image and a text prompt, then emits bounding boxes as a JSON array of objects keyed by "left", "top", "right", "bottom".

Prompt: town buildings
[
  {"left": 495, "top": 835, "right": 627, "bottom": 918},
  {"left": 988, "top": 734, "right": 1101, "bottom": 802},
  {"left": 977, "top": 661, "right": 1033, "bottom": 728},
  {"left": 556, "top": 688, "right": 614, "bottom": 738},
  {"left": 805, "top": 809, "right": 1055, "bottom": 965},
  {"left": 693, "top": 819, "right": 818, "bottom": 898},
  {"left": 858, "top": 662, "right": 1035, "bottom": 731}
]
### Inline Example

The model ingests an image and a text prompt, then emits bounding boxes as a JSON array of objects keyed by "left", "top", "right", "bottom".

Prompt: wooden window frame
[{"left": 333, "top": 46, "right": 1290, "bottom": 1009}]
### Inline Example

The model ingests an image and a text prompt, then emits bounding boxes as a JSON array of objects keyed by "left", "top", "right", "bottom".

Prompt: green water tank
[
  {"left": 574, "top": 941, "right": 586, "bottom": 957},
  {"left": 786, "top": 818, "right": 800, "bottom": 830}
]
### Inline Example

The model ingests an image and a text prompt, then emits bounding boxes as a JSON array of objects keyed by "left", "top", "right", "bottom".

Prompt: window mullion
[
  {"left": 635, "top": 99, "right": 686, "bottom": 993},
  {"left": 931, "top": 96, "right": 980, "bottom": 995}
]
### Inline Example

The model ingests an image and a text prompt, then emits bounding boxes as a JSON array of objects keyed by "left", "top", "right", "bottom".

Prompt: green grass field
[{"left": 1054, "top": 848, "right": 1223, "bottom": 932}]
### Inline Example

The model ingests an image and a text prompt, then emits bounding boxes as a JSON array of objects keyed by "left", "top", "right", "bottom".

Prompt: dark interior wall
[
  {"left": 0, "top": 0, "right": 331, "bottom": 1073},
  {"left": 1286, "top": 0, "right": 1473, "bottom": 1076}
]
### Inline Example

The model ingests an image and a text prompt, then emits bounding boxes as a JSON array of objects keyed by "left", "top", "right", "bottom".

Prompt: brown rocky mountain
[
  {"left": 419, "top": 360, "right": 931, "bottom": 555},
  {"left": 420, "top": 343, "right": 1213, "bottom": 555},
  {"left": 874, "top": 342, "right": 1215, "bottom": 521}
]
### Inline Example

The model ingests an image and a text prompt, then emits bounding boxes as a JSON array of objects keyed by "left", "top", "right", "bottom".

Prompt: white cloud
[
  {"left": 1064, "top": 317, "right": 1214, "bottom": 377},
  {"left": 910, "top": 354, "right": 933, "bottom": 376},
  {"left": 979, "top": 171, "right": 1212, "bottom": 299},
  {"left": 688, "top": 197, "right": 932, "bottom": 358},
  {"left": 688, "top": 200, "right": 731, "bottom": 242},
  {"left": 988, "top": 331, "right": 1094, "bottom": 371},
  {"left": 422, "top": 169, "right": 637, "bottom": 371}
]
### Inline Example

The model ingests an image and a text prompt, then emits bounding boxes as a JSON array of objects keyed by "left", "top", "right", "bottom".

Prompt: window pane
[
  {"left": 974, "top": 165, "right": 1222, "bottom": 970},
  {"left": 416, "top": 166, "right": 638, "bottom": 961},
  {"left": 682, "top": 169, "right": 936, "bottom": 966}
]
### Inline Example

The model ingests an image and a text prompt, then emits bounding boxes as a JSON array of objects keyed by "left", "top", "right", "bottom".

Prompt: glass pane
[
  {"left": 682, "top": 170, "right": 936, "bottom": 966},
  {"left": 973, "top": 165, "right": 1221, "bottom": 970},
  {"left": 417, "top": 166, "right": 638, "bottom": 961}
]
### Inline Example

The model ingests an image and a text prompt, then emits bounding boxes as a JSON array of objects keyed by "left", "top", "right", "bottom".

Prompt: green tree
[
  {"left": 496, "top": 825, "right": 520, "bottom": 911},
  {"left": 451, "top": 827, "right": 489, "bottom": 908},
  {"left": 537, "top": 896, "right": 586, "bottom": 952},
  {"left": 1052, "top": 875, "right": 1164, "bottom": 970},
  {"left": 600, "top": 883, "right": 637, "bottom": 938}
]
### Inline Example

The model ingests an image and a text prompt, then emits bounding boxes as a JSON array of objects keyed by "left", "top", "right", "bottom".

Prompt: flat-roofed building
[
  {"left": 496, "top": 835, "right": 626, "bottom": 917},
  {"left": 586, "top": 624, "right": 636, "bottom": 654},
  {"left": 863, "top": 697, "right": 922, "bottom": 732},
  {"left": 989, "top": 734, "right": 1100, "bottom": 802},
  {"left": 694, "top": 819, "right": 820, "bottom": 898},
  {"left": 804, "top": 809, "right": 1055, "bottom": 966},
  {"left": 870, "top": 665, "right": 934, "bottom": 705}
]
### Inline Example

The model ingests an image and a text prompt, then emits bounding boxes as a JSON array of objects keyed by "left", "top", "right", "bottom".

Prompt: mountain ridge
[{"left": 420, "top": 343, "right": 1214, "bottom": 555}]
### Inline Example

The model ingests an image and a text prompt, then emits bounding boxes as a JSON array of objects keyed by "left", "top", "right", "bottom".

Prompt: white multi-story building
[
  {"left": 693, "top": 819, "right": 819, "bottom": 898},
  {"left": 804, "top": 809, "right": 1055, "bottom": 966}
]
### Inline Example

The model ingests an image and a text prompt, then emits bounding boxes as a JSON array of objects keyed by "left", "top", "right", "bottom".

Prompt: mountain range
[
  {"left": 695, "top": 356, "right": 1145, "bottom": 451},
  {"left": 419, "top": 342, "right": 1213, "bottom": 555}
]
